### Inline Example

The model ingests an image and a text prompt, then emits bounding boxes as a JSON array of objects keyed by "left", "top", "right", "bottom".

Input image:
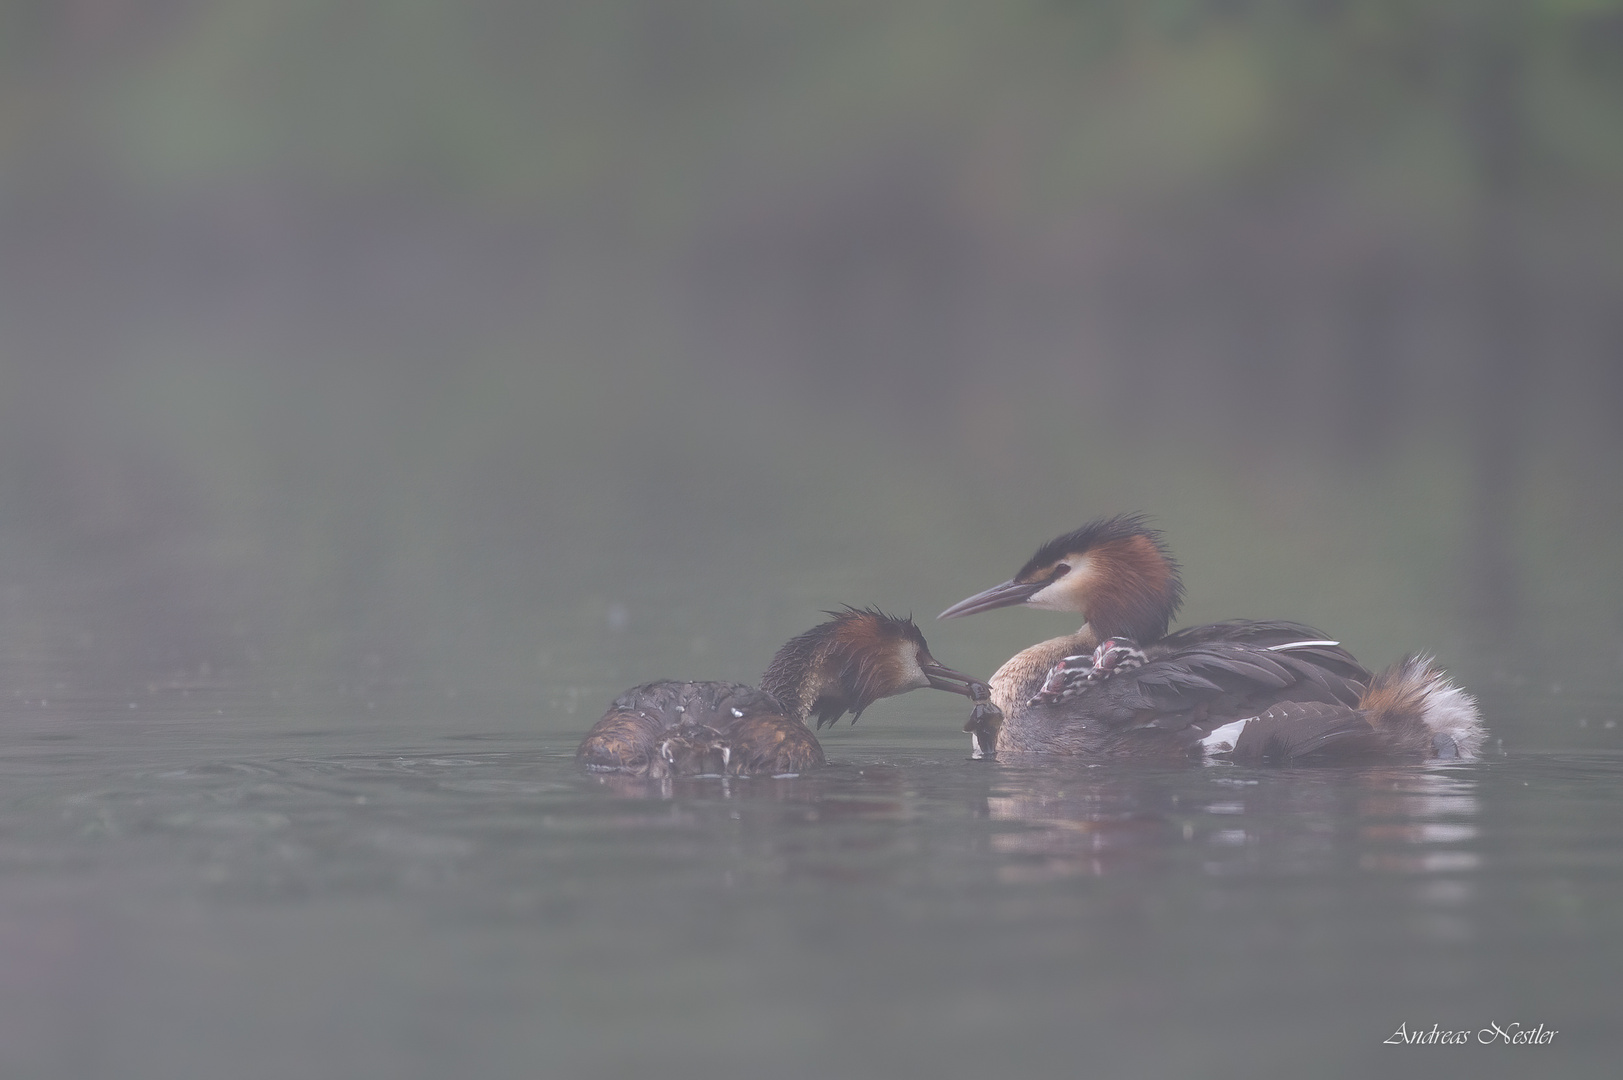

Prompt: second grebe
[
  {"left": 941, "top": 515, "right": 1483, "bottom": 761},
  {"left": 577, "top": 608, "right": 983, "bottom": 778}
]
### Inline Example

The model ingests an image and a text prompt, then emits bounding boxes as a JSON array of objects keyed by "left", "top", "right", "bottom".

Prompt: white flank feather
[{"left": 1201, "top": 718, "right": 1252, "bottom": 754}]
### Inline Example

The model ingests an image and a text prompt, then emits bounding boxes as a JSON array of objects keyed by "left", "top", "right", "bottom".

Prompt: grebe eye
[{"left": 1050, "top": 564, "right": 1071, "bottom": 580}]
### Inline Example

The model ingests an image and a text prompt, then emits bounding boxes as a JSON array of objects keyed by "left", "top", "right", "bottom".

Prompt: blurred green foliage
[
  {"left": 1, "top": 1, "right": 1621, "bottom": 743},
  {"left": 4, "top": 1, "right": 1618, "bottom": 208}
]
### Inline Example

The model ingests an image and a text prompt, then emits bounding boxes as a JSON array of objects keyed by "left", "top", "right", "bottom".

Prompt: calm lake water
[
  {"left": 10, "top": 5, "right": 1623, "bottom": 1070},
  {"left": 0, "top": 672, "right": 1617, "bottom": 1080}
]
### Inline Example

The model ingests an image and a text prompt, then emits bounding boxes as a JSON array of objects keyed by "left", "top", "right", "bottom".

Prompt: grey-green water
[
  {"left": 7, "top": 4, "right": 1623, "bottom": 1076},
  {"left": 2, "top": 677, "right": 1617, "bottom": 1080}
]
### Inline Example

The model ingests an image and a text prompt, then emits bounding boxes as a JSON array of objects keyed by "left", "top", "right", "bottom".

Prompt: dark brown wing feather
[
  {"left": 1159, "top": 621, "right": 1369, "bottom": 680},
  {"left": 1039, "top": 636, "right": 1366, "bottom": 737},
  {"left": 1156, "top": 621, "right": 1367, "bottom": 704},
  {"left": 1227, "top": 700, "right": 1388, "bottom": 764}
]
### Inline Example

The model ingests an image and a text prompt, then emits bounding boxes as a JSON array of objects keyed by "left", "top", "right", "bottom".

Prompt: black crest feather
[{"left": 1016, "top": 513, "right": 1173, "bottom": 583}]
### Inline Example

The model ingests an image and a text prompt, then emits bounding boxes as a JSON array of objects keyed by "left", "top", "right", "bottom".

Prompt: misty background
[{"left": 2, "top": 0, "right": 1621, "bottom": 746}]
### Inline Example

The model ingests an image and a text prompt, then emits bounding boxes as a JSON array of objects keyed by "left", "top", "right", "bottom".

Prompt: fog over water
[{"left": 1, "top": 3, "right": 1621, "bottom": 1077}]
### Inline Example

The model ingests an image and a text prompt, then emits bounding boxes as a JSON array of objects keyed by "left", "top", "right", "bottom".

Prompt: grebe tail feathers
[{"left": 1219, "top": 656, "right": 1484, "bottom": 764}]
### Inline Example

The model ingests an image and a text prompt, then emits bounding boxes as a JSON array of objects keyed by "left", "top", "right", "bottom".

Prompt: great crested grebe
[
  {"left": 939, "top": 515, "right": 1483, "bottom": 761},
  {"left": 577, "top": 607, "right": 984, "bottom": 778}
]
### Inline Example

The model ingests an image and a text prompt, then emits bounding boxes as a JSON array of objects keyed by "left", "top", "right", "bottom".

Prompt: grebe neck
[
  {"left": 986, "top": 624, "right": 1100, "bottom": 717},
  {"left": 757, "top": 655, "right": 818, "bottom": 723}
]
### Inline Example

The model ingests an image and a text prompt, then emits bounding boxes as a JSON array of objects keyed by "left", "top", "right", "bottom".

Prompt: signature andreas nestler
[{"left": 1384, "top": 1022, "right": 1557, "bottom": 1046}]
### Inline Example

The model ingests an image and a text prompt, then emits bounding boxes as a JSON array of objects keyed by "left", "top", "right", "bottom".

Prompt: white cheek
[
  {"left": 1023, "top": 555, "right": 1093, "bottom": 613},
  {"left": 1024, "top": 581, "right": 1073, "bottom": 611},
  {"left": 897, "top": 647, "right": 930, "bottom": 691}
]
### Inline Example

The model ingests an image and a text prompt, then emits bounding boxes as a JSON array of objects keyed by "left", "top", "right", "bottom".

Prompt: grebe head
[
  {"left": 938, "top": 514, "right": 1184, "bottom": 643},
  {"left": 759, "top": 607, "right": 982, "bottom": 729}
]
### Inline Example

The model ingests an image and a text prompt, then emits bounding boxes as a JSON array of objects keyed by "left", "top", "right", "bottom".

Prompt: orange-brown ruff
[
  {"left": 941, "top": 515, "right": 1484, "bottom": 762},
  {"left": 577, "top": 608, "right": 982, "bottom": 778}
]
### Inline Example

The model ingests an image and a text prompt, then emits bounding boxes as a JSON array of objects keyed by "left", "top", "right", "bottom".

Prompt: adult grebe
[
  {"left": 976, "top": 635, "right": 1483, "bottom": 762},
  {"left": 940, "top": 516, "right": 1482, "bottom": 761},
  {"left": 577, "top": 607, "right": 984, "bottom": 778}
]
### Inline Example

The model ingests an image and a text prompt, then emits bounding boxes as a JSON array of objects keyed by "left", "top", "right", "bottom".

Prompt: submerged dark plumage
[{"left": 580, "top": 681, "right": 821, "bottom": 779}]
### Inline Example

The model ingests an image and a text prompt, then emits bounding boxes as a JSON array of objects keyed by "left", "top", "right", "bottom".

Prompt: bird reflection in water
[{"left": 977, "top": 764, "right": 1482, "bottom": 886}]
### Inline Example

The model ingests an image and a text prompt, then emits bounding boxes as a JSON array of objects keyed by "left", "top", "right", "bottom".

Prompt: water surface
[{"left": 1, "top": 680, "right": 1617, "bottom": 1079}]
